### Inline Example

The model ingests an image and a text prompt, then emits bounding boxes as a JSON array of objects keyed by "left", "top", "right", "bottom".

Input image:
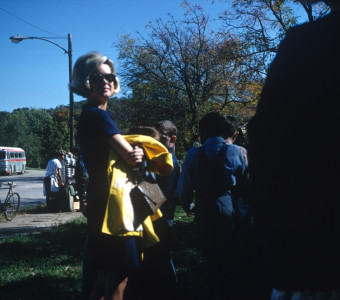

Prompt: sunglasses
[{"left": 89, "top": 72, "right": 116, "bottom": 84}]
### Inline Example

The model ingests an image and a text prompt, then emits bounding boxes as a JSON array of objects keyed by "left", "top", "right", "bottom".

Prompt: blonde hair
[{"left": 69, "top": 51, "right": 120, "bottom": 97}]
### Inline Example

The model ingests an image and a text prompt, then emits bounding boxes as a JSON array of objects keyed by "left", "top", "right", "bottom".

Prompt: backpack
[{"left": 196, "top": 143, "right": 250, "bottom": 229}]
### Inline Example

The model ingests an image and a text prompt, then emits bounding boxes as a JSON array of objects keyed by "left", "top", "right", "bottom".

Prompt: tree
[
  {"left": 0, "top": 111, "right": 11, "bottom": 144},
  {"left": 218, "top": 0, "right": 330, "bottom": 77},
  {"left": 117, "top": 1, "right": 262, "bottom": 150},
  {"left": 0, "top": 109, "right": 37, "bottom": 166},
  {"left": 40, "top": 107, "right": 70, "bottom": 166},
  {"left": 0, "top": 108, "right": 63, "bottom": 167},
  {"left": 18, "top": 108, "right": 53, "bottom": 168},
  {"left": 294, "top": 0, "right": 331, "bottom": 22}
]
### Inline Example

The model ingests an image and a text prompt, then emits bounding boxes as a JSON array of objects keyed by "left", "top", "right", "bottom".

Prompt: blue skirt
[{"left": 88, "top": 234, "right": 140, "bottom": 271}]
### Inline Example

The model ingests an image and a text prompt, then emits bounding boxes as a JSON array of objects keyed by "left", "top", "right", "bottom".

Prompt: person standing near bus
[{"left": 43, "top": 150, "right": 66, "bottom": 205}]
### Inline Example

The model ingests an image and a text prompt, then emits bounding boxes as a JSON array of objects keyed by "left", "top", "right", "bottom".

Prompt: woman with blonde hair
[{"left": 70, "top": 52, "right": 144, "bottom": 300}]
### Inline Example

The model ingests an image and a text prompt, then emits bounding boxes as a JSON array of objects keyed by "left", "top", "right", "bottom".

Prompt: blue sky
[{"left": 0, "top": 0, "right": 306, "bottom": 112}]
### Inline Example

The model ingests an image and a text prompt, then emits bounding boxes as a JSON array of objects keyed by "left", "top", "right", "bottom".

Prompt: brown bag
[{"left": 130, "top": 177, "right": 166, "bottom": 224}]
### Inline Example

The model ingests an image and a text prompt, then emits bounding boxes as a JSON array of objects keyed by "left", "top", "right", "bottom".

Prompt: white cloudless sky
[{"left": 0, "top": 0, "right": 307, "bottom": 112}]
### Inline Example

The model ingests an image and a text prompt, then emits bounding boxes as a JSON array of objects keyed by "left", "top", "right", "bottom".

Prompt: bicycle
[{"left": 0, "top": 182, "right": 20, "bottom": 221}]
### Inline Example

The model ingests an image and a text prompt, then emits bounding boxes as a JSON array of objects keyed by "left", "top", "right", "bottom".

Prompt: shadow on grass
[
  {"left": 1, "top": 274, "right": 81, "bottom": 300},
  {"left": 0, "top": 219, "right": 87, "bottom": 300},
  {"left": 0, "top": 208, "right": 209, "bottom": 300},
  {"left": 173, "top": 218, "right": 209, "bottom": 300}
]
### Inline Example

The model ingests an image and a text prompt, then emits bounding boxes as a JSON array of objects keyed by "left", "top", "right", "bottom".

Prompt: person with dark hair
[
  {"left": 154, "top": 120, "right": 180, "bottom": 227},
  {"left": 223, "top": 116, "right": 239, "bottom": 139},
  {"left": 151, "top": 120, "right": 181, "bottom": 298},
  {"left": 43, "top": 150, "right": 65, "bottom": 211},
  {"left": 197, "top": 112, "right": 229, "bottom": 143},
  {"left": 225, "top": 116, "right": 248, "bottom": 166},
  {"left": 177, "top": 112, "right": 251, "bottom": 300},
  {"left": 125, "top": 125, "right": 178, "bottom": 299},
  {"left": 73, "top": 147, "right": 89, "bottom": 216},
  {"left": 247, "top": 1, "right": 340, "bottom": 299}
]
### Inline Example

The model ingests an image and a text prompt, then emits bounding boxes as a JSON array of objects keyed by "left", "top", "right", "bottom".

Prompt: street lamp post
[{"left": 9, "top": 34, "right": 74, "bottom": 150}]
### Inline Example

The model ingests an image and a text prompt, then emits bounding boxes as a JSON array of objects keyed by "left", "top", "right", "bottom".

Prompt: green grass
[
  {"left": 0, "top": 207, "right": 208, "bottom": 300},
  {"left": 0, "top": 217, "right": 86, "bottom": 299},
  {"left": 172, "top": 206, "right": 209, "bottom": 299}
]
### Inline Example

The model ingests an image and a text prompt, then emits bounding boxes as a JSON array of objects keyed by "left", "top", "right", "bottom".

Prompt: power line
[{"left": 0, "top": 7, "right": 66, "bottom": 38}]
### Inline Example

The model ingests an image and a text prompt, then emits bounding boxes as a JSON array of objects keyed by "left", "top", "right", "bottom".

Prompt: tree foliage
[
  {"left": 2, "top": 1, "right": 334, "bottom": 164},
  {"left": 218, "top": 0, "right": 330, "bottom": 77},
  {"left": 0, "top": 99, "right": 127, "bottom": 168},
  {"left": 117, "top": 2, "right": 263, "bottom": 151},
  {"left": 0, "top": 106, "right": 73, "bottom": 168},
  {"left": 115, "top": 0, "right": 331, "bottom": 151}
]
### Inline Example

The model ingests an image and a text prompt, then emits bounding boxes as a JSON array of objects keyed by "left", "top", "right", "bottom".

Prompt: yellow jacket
[{"left": 101, "top": 135, "right": 173, "bottom": 248}]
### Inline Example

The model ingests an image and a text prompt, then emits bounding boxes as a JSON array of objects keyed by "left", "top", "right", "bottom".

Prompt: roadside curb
[{"left": 0, "top": 211, "right": 83, "bottom": 239}]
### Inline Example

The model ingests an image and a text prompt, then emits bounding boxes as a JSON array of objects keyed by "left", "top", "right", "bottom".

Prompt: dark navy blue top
[
  {"left": 77, "top": 105, "right": 120, "bottom": 236},
  {"left": 78, "top": 105, "right": 120, "bottom": 173}
]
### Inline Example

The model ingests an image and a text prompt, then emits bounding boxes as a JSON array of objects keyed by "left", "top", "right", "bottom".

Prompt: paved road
[
  {"left": 0, "top": 169, "right": 46, "bottom": 209},
  {"left": 0, "top": 170, "right": 84, "bottom": 239}
]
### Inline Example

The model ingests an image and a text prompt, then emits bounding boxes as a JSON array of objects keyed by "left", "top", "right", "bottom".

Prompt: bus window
[
  {"left": 11, "top": 153, "right": 14, "bottom": 158},
  {"left": 0, "top": 151, "right": 5, "bottom": 159}
]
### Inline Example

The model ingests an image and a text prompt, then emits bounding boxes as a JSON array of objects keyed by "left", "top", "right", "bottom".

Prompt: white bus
[{"left": 0, "top": 147, "right": 26, "bottom": 175}]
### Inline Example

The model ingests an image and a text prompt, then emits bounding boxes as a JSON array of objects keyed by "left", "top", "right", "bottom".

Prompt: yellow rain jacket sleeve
[{"left": 101, "top": 135, "right": 174, "bottom": 248}]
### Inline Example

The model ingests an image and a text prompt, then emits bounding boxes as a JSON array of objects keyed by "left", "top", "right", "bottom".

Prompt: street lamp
[{"left": 9, "top": 34, "right": 74, "bottom": 150}]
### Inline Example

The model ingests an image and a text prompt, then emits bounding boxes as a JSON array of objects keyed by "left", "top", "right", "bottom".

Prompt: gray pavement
[
  {"left": 0, "top": 211, "right": 84, "bottom": 240},
  {"left": 0, "top": 170, "right": 47, "bottom": 209},
  {"left": 0, "top": 170, "right": 85, "bottom": 240}
]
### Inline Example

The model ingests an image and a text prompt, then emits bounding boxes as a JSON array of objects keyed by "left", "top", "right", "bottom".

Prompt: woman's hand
[
  {"left": 127, "top": 146, "right": 144, "bottom": 166},
  {"left": 108, "top": 134, "right": 144, "bottom": 166}
]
